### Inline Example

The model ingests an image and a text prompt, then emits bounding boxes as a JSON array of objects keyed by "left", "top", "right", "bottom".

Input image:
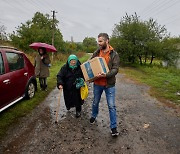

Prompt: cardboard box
[{"left": 80, "top": 57, "right": 109, "bottom": 82}]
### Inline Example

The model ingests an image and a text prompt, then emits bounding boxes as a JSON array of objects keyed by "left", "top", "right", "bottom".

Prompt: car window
[
  {"left": 6, "top": 52, "right": 24, "bottom": 71},
  {"left": 0, "top": 52, "right": 5, "bottom": 75}
]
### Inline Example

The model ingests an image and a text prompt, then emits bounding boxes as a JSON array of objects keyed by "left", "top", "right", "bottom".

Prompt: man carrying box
[{"left": 89, "top": 33, "right": 120, "bottom": 137}]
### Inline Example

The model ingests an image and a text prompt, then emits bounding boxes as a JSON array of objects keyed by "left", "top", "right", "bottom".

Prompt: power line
[
  {"left": 2, "top": 0, "right": 32, "bottom": 17},
  {"left": 139, "top": 0, "right": 166, "bottom": 15},
  {"left": 143, "top": 0, "right": 180, "bottom": 19},
  {"left": 44, "top": 0, "right": 59, "bottom": 11},
  {"left": 160, "top": 13, "right": 180, "bottom": 23},
  {"left": 141, "top": 0, "right": 177, "bottom": 18},
  {"left": 164, "top": 16, "right": 180, "bottom": 25},
  {"left": 26, "top": 0, "right": 43, "bottom": 11},
  {"left": 32, "top": 0, "right": 54, "bottom": 13},
  {"left": 26, "top": 0, "right": 51, "bottom": 14}
]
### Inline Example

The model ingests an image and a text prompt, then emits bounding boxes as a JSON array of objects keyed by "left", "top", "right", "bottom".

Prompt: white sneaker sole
[{"left": 111, "top": 132, "right": 119, "bottom": 137}]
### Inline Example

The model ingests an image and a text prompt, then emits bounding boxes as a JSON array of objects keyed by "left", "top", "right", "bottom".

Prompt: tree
[
  {"left": 0, "top": 25, "right": 8, "bottom": 42},
  {"left": 112, "top": 13, "right": 148, "bottom": 64},
  {"left": 110, "top": 37, "right": 134, "bottom": 63},
  {"left": 111, "top": 13, "right": 169, "bottom": 64},
  {"left": 82, "top": 37, "right": 97, "bottom": 53},
  {"left": 10, "top": 12, "right": 64, "bottom": 53},
  {"left": 145, "top": 18, "right": 168, "bottom": 64}
]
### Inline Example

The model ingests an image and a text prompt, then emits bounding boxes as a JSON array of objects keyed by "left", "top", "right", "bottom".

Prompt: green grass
[
  {"left": 120, "top": 64, "right": 180, "bottom": 105},
  {"left": 0, "top": 54, "right": 89, "bottom": 139}
]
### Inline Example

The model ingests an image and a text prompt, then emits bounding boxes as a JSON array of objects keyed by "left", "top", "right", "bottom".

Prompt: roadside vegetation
[{"left": 120, "top": 64, "right": 180, "bottom": 106}]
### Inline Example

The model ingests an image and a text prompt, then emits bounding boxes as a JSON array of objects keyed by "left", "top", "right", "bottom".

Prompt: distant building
[{"left": 71, "top": 36, "right": 74, "bottom": 42}]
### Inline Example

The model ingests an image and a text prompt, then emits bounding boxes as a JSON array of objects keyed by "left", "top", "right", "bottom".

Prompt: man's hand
[{"left": 97, "top": 72, "right": 106, "bottom": 78}]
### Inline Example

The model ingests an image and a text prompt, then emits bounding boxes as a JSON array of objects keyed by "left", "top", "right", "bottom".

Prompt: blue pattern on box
[
  {"left": 99, "top": 58, "right": 107, "bottom": 73},
  {"left": 85, "top": 62, "right": 94, "bottom": 79}
]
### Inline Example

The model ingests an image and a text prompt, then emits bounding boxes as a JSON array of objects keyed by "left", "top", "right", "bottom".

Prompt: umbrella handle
[{"left": 55, "top": 89, "right": 62, "bottom": 123}]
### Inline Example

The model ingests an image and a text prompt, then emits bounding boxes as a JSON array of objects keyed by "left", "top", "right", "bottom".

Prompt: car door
[
  {"left": 5, "top": 52, "right": 28, "bottom": 101},
  {"left": 0, "top": 52, "right": 12, "bottom": 109}
]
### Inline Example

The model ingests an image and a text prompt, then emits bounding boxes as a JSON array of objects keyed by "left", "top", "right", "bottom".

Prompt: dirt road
[{"left": 0, "top": 73, "right": 180, "bottom": 154}]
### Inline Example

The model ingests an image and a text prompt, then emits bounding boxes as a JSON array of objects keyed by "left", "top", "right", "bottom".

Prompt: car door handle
[
  {"left": 24, "top": 72, "right": 28, "bottom": 76},
  {"left": 3, "top": 79, "right": 10, "bottom": 84}
]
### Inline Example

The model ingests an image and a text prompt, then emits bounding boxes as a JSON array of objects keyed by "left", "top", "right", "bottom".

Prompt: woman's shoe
[{"left": 75, "top": 112, "right": 81, "bottom": 118}]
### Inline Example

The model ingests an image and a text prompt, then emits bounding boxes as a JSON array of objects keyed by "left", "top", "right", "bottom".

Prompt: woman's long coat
[
  {"left": 57, "top": 61, "right": 84, "bottom": 109},
  {"left": 34, "top": 54, "right": 51, "bottom": 78}
]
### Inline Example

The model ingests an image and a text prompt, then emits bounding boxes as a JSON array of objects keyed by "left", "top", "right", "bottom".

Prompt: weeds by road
[{"left": 120, "top": 65, "right": 180, "bottom": 105}]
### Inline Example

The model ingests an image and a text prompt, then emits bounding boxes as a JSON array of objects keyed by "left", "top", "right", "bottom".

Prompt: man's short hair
[{"left": 98, "top": 33, "right": 109, "bottom": 41}]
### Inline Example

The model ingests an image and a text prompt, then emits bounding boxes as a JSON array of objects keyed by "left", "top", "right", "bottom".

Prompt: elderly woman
[{"left": 57, "top": 54, "right": 84, "bottom": 118}]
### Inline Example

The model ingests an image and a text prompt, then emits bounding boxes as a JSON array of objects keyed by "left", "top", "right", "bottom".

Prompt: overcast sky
[{"left": 1, "top": 0, "right": 180, "bottom": 42}]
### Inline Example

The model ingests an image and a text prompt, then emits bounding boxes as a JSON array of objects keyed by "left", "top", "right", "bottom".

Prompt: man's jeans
[{"left": 91, "top": 84, "right": 117, "bottom": 129}]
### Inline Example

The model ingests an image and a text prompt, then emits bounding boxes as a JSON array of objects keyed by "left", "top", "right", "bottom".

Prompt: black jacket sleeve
[{"left": 57, "top": 65, "right": 66, "bottom": 89}]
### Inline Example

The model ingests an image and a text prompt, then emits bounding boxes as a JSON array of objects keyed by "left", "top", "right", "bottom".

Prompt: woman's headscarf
[{"left": 67, "top": 54, "right": 78, "bottom": 69}]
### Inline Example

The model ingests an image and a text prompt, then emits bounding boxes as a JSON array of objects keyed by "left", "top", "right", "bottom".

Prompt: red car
[{"left": 0, "top": 46, "right": 37, "bottom": 112}]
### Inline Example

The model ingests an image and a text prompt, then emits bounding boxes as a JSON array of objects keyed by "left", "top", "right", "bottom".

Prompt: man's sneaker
[
  {"left": 111, "top": 128, "right": 119, "bottom": 137},
  {"left": 90, "top": 117, "right": 96, "bottom": 124}
]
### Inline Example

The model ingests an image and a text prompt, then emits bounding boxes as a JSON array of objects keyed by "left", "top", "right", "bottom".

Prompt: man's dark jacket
[{"left": 91, "top": 48, "right": 120, "bottom": 87}]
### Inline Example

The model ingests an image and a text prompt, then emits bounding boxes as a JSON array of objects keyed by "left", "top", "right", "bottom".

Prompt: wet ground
[{"left": 0, "top": 73, "right": 180, "bottom": 154}]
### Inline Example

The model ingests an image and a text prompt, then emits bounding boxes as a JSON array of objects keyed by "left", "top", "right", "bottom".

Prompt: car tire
[{"left": 25, "top": 81, "right": 35, "bottom": 99}]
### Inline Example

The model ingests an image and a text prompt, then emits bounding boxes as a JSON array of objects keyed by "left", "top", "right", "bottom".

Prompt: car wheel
[{"left": 26, "top": 82, "right": 35, "bottom": 99}]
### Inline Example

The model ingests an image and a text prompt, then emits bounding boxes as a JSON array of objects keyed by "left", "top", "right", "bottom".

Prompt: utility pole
[{"left": 51, "top": 10, "right": 57, "bottom": 62}]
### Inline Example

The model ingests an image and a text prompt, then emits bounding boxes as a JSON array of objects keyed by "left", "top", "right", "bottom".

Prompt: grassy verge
[
  {"left": 120, "top": 64, "right": 180, "bottom": 106},
  {"left": 0, "top": 54, "right": 89, "bottom": 139}
]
